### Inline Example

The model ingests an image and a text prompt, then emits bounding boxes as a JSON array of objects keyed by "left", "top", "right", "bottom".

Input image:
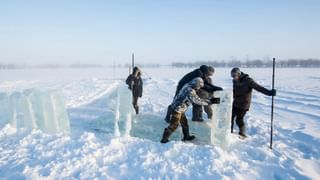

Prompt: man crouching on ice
[{"left": 160, "top": 77, "right": 220, "bottom": 143}]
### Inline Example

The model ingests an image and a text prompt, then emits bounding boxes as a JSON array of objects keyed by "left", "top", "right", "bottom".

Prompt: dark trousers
[
  {"left": 192, "top": 89, "right": 213, "bottom": 121},
  {"left": 192, "top": 104, "right": 213, "bottom": 120},
  {"left": 167, "top": 111, "right": 188, "bottom": 133},
  {"left": 204, "top": 105, "right": 213, "bottom": 119},
  {"left": 231, "top": 106, "right": 247, "bottom": 132},
  {"left": 132, "top": 96, "right": 139, "bottom": 114}
]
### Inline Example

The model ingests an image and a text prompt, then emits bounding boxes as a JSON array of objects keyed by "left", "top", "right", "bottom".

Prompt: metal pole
[
  {"left": 132, "top": 53, "right": 135, "bottom": 72},
  {"left": 113, "top": 60, "right": 115, "bottom": 80},
  {"left": 270, "top": 58, "right": 275, "bottom": 149}
]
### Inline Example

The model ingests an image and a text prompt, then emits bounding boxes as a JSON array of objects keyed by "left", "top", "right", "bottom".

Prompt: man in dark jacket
[
  {"left": 164, "top": 65, "right": 223, "bottom": 122},
  {"left": 126, "top": 67, "right": 143, "bottom": 114},
  {"left": 231, "top": 67, "right": 276, "bottom": 138}
]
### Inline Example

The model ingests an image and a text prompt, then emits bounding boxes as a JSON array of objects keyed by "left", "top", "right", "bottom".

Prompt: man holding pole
[{"left": 230, "top": 67, "right": 276, "bottom": 138}]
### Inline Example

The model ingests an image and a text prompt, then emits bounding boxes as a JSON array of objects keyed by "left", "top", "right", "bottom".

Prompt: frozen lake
[{"left": 0, "top": 67, "right": 319, "bottom": 179}]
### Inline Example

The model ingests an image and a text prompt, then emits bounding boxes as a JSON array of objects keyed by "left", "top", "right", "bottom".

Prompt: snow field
[{"left": 0, "top": 67, "right": 319, "bottom": 179}]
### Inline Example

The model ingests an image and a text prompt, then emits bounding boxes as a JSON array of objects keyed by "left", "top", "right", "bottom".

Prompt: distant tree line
[
  {"left": 0, "top": 63, "right": 103, "bottom": 69},
  {"left": 1, "top": 59, "right": 320, "bottom": 69},
  {"left": 0, "top": 63, "right": 32, "bottom": 69},
  {"left": 123, "top": 63, "right": 161, "bottom": 68},
  {"left": 172, "top": 59, "right": 320, "bottom": 68},
  {"left": 0, "top": 63, "right": 161, "bottom": 70}
]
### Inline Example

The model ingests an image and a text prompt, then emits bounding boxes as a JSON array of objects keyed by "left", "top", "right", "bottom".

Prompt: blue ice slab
[
  {"left": 211, "top": 91, "right": 233, "bottom": 148},
  {"left": 113, "top": 84, "right": 134, "bottom": 137},
  {"left": 0, "top": 89, "right": 70, "bottom": 133}
]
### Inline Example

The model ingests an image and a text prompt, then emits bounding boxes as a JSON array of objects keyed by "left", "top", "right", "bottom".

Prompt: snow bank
[{"left": 0, "top": 89, "right": 70, "bottom": 133}]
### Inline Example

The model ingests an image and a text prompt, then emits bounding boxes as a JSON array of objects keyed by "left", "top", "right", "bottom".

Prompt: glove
[
  {"left": 216, "top": 87, "right": 223, "bottom": 91},
  {"left": 269, "top": 89, "right": 276, "bottom": 96},
  {"left": 210, "top": 97, "right": 220, "bottom": 104}
]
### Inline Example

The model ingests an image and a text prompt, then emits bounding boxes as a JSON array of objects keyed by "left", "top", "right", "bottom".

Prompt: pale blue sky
[{"left": 0, "top": 0, "right": 319, "bottom": 65}]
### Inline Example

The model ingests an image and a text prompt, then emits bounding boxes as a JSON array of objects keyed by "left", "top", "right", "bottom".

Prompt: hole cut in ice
[{"left": 100, "top": 84, "right": 233, "bottom": 148}]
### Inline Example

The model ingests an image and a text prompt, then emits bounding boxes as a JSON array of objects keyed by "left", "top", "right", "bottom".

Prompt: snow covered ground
[{"left": 0, "top": 67, "right": 319, "bottom": 179}]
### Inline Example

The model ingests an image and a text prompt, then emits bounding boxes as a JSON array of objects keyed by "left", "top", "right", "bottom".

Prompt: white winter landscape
[{"left": 0, "top": 67, "right": 319, "bottom": 179}]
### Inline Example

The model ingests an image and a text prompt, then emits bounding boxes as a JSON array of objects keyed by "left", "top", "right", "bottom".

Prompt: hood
[{"left": 239, "top": 72, "right": 249, "bottom": 81}]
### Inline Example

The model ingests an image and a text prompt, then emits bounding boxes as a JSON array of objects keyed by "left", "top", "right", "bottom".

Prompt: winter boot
[
  {"left": 239, "top": 125, "right": 247, "bottom": 138},
  {"left": 182, "top": 126, "right": 196, "bottom": 141},
  {"left": 160, "top": 128, "right": 172, "bottom": 143}
]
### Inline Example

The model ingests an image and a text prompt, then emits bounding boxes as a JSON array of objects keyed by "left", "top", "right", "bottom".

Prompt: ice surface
[
  {"left": 126, "top": 89, "right": 232, "bottom": 146},
  {"left": 0, "top": 89, "right": 70, "bottom": 133},
  {"left": 130, "top": 89, "right": 232, "bottom": 147},
  {"left": 131, "top": 113, "right": 184, "bottom": 142}
]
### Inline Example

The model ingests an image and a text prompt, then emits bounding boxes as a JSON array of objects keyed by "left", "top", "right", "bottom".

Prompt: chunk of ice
[
  {"left": 211, "top": 91, "right": 233, "bottom": 148},
  {"left": 0, "top": 89, "right": 70, "bottom": 133},
  {"left": 114, "top": 85, "right": 134, "bottom": 137}
]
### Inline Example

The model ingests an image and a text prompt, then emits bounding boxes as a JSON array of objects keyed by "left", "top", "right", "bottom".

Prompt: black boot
[
  {"left": 160, "top": 128, "right": 172, "bottom": 143},
  {"left": 182, "top": 126, "right": 195, "bottom": 141},
  {"left": 239, "top": 125, "right": 247, "bottom": 138}
]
